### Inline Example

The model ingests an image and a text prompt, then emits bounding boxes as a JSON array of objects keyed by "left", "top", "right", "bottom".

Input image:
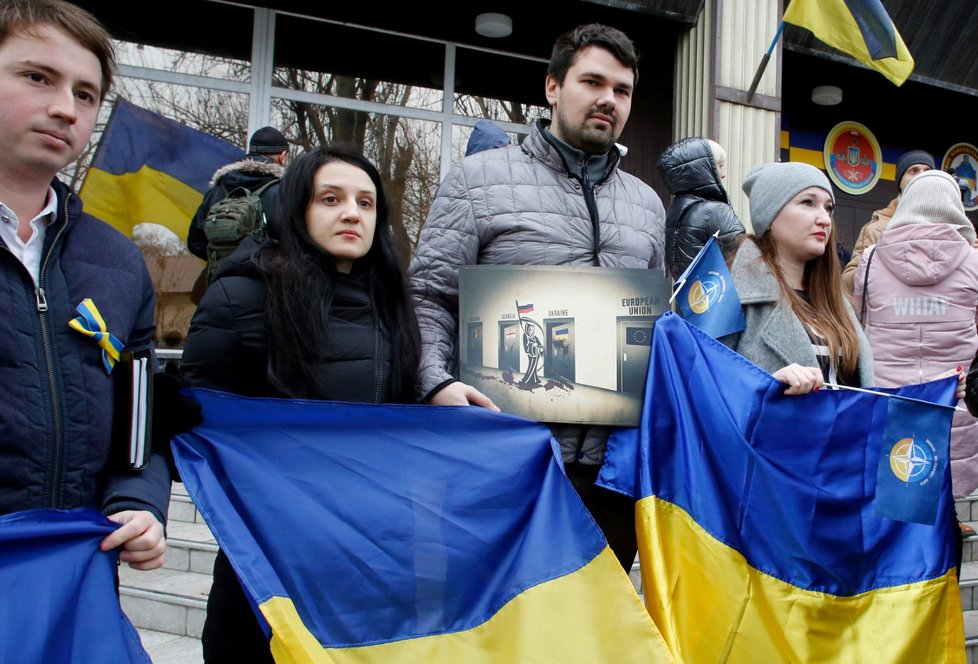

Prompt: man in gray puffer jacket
[{"left": 408, "top": 23, "right": 665, "bottom": 571}]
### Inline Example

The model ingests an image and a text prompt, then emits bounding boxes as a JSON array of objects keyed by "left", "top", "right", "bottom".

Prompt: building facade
[{"left": 72, "top": 1, "right": 978, "bottom": 314}]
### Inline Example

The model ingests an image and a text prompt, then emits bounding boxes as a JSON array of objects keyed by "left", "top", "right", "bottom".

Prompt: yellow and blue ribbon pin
[{"left": 68, "top": 298, "right": 124, "bottom": 374}]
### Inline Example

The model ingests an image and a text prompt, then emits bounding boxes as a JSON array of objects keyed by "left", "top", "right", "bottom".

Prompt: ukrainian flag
[
  {"left": 600, "top": 312, "right": 965, "bottom": 663},
  {"left": 0, "top": 508, "right": 151, "bottom": 663},
  {"left": 172, "top": 390, "right": 671, "bottom": 663},
  {"left": 783, "top": 0, "right": 914, "bottom": 86},
  {"left": 79, "top": 99, "right": 244, "bottom": 238}
]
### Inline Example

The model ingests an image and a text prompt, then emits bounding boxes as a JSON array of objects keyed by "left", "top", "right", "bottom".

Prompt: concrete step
[
  {"left": 168, "top": 482, "right": 204, "bottom": 520},
  {"left": 962, "top": 530, "right": 977, "bottom": 565},
  {"left": 137, "top": 628, "right": 203, "bottom": 664},
  {"left": 123, "top": 483, "right": 216, "bottom": 644},
  {"left": 961, "top": 561, "right": 978, "bottom": 611},
  {"left": 120, "top": 565, "right": 209, "bottom": 638},
  {"left": 164, "top": 521, "right": 218, "bottom": 574},
  {"left": 966, "top": 610, "right": 978, "bottom": 651}
]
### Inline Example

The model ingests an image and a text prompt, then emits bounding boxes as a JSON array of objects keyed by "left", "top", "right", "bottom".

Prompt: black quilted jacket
[
  {"left": 657, "top": 136, "right": 745, "bottom": 280},
  {"left": 181, "top": 241, "right": 396, "bottom": 404},
  {"left": 0, "top": 178, "right": 170, "bottom": 524}
]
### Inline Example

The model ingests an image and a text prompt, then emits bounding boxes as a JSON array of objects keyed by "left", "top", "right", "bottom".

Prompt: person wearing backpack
[{"left": 187, "top": 126, "right": 288, "bottom": 291}]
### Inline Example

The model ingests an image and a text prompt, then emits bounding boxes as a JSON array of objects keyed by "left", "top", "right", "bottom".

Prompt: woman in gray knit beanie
[{"left": 719, "top": 162, "right": 874, "bottom": 395}]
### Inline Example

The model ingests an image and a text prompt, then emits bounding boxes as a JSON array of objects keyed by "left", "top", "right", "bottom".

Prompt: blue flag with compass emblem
[
  {"left": 672, "top": 236, "right": 745, "bottom": 338},
  {"left": 875, "top": 397, "right": 953, "bottom": 525}
]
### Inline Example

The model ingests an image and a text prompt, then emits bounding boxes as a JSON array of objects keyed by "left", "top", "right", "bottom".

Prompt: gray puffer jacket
[{"left": 409, "top": 119, "right": 666, "bottom": 464}]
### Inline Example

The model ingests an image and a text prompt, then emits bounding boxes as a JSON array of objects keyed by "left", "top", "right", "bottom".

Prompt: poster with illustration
[{"left": 458, "top": 264, "right": 670, "bottom": 425}]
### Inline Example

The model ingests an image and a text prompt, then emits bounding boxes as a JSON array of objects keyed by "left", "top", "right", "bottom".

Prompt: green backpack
[{"left": 203, "top": 178, "right": 280, "bottom": 282}]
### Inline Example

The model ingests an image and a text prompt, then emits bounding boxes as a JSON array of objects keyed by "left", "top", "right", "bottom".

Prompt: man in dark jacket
[
  {"left": 0, "top": 0, "right": 171, "bottom": 568},
  {"left": 186, "top": 125, "right": 288, "bottom": 262},
  {"left": 408, "top": 23, "right": 666, "bottom": 572}
]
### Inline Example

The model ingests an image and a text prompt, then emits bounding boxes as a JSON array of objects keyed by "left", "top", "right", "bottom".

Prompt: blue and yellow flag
[
  {"left": 0, "top": 508, "right": 151, "bottom": 663},
  {"left": 599, "top": 312, "right": 964, "bottom": 663},
  {"left": 672, "top": 235, "right": 745, "bottom": 339},
  {"left": 172, "top": 389, "right": 671, "bottom": 663},
  {"left": 783, "top": 0, "right": 914, "bottom": 86},
  {"left": 79, "top": 99, "right": 244, "bottom": 238}
]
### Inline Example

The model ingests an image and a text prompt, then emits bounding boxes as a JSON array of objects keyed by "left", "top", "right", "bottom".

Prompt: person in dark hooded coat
[
  {"left": 657, "top": 136, "right": 745, "bottom": 280},
  {"left": 186, "top": 126, "right": 289, "bottom": 262}
]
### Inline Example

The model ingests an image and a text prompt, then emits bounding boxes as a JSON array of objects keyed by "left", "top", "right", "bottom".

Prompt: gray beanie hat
[
  {"left": 741, "top": 162, "right": 835, "bottom": 237},
  {"left": 894, "top": 149, "right": 935, "bottom": 191},
  {"left": 886, "top": 170, "right": 976, "bottom": 245}
]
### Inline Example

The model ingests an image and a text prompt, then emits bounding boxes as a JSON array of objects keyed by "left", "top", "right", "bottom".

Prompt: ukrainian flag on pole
[
  {"left": 79, "top": 99, "right": 244, "bottom": 238},
  {"left": 173, "top": 390, "right": 671, "bottom": 663},
  {"left": 600, "top": 313, "right": 964, "bottom": 662},
  {"left": 783, "top": 0, "right": 914, "bottom": 86}
]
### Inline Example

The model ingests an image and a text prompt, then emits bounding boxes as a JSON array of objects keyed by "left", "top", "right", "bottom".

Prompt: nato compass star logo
[
  {"left": 687, "top": 273, "right": 725, "bottom": 315},
  {"left": 888, "top": 435, "right": 937, "bottom": 484}
]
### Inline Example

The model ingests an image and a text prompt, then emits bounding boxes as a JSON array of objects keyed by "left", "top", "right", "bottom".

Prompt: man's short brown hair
[
  {"left": 0, "top": 0, "right": 115, "bottom": 100},
  {"left": 547, "top": 23, "right": 640, "bottom": 87}
]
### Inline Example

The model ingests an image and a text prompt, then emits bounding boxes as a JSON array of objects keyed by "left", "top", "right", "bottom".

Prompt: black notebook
[{"left": 116, "top": 349, "right": 153, "bottom": 470}]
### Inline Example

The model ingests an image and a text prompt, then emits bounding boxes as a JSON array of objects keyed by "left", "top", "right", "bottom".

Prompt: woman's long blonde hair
[{"left": 742, "top": 224, "right": 860, "bottom": 375}]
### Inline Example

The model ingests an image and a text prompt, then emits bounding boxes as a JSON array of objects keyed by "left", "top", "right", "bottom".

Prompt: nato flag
[{"left": 672, "top": 235, "right": 745, "bottom": 339}]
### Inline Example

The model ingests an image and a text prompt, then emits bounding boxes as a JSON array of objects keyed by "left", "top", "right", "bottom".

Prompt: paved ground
[{"left": 138, "top": 629, "right": 202, "bottom": 664}]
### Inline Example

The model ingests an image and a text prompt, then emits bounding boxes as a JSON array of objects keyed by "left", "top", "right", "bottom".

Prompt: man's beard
[{"left": 554, "top": 106, "right": 618, "bottom": 155}]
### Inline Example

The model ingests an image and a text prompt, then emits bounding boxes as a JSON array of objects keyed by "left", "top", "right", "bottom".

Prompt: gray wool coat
[{"left": 719, "top": 240, "right": 875, "bottom": 386}]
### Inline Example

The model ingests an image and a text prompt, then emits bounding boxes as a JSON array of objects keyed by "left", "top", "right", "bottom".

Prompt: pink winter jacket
[{"left": 853, "top": 223, "right": 978, "bottom": 498}]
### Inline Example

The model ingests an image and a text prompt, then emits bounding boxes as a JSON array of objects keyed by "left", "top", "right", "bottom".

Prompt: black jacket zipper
[
  {"left": 580, "top": 164, "right": 601, "bottom": 266},
  {"left": 38, "top": 195, "right": 71, "bottom": 506},
  {"left": 373, "top": 324, "right": 383, "bottom": 404}
]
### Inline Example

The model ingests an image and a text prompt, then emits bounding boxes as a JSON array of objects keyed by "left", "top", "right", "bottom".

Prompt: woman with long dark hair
[
  {"left": 720, "top": 162, "right": 874, "bottom": 393},
  {"left": 180, "top": 145, "right": 421, "bottom": 662}
]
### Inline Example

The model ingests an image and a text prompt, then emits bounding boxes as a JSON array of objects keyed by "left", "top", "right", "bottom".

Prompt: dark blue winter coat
[{"left": 0, "top": 178, "right": 170, "bottom": 524}]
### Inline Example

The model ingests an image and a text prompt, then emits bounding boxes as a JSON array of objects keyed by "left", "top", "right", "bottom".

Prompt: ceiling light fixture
[
  {"left": 475, "top": 13, "right": 512, "bottom": 38},
  {"left": 811, "top": 85, "right": 843, "bottom": 106}
]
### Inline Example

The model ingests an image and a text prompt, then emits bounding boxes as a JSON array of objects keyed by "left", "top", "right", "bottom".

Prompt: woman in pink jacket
[{"left": 854, "top": 170, "right": 977, "bottom": 529}]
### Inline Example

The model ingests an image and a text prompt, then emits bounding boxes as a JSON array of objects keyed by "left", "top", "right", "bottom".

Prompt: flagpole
[
  {"left": 823, "top": 382, "right": 967, "bottom": 412},
  {"left": 669, "top": 230, "right": 721, "bottom": 304},
  {"left": 668, "top": 282, "right": 684, "bottom": 304},
  {"left": 746, "top": 21, "right": 785, "bottom": 101}
]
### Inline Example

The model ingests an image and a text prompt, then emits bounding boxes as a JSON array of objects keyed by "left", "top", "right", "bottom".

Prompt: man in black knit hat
[{"left": 186, "top": 126, "right": 289, "bottom": 267}]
